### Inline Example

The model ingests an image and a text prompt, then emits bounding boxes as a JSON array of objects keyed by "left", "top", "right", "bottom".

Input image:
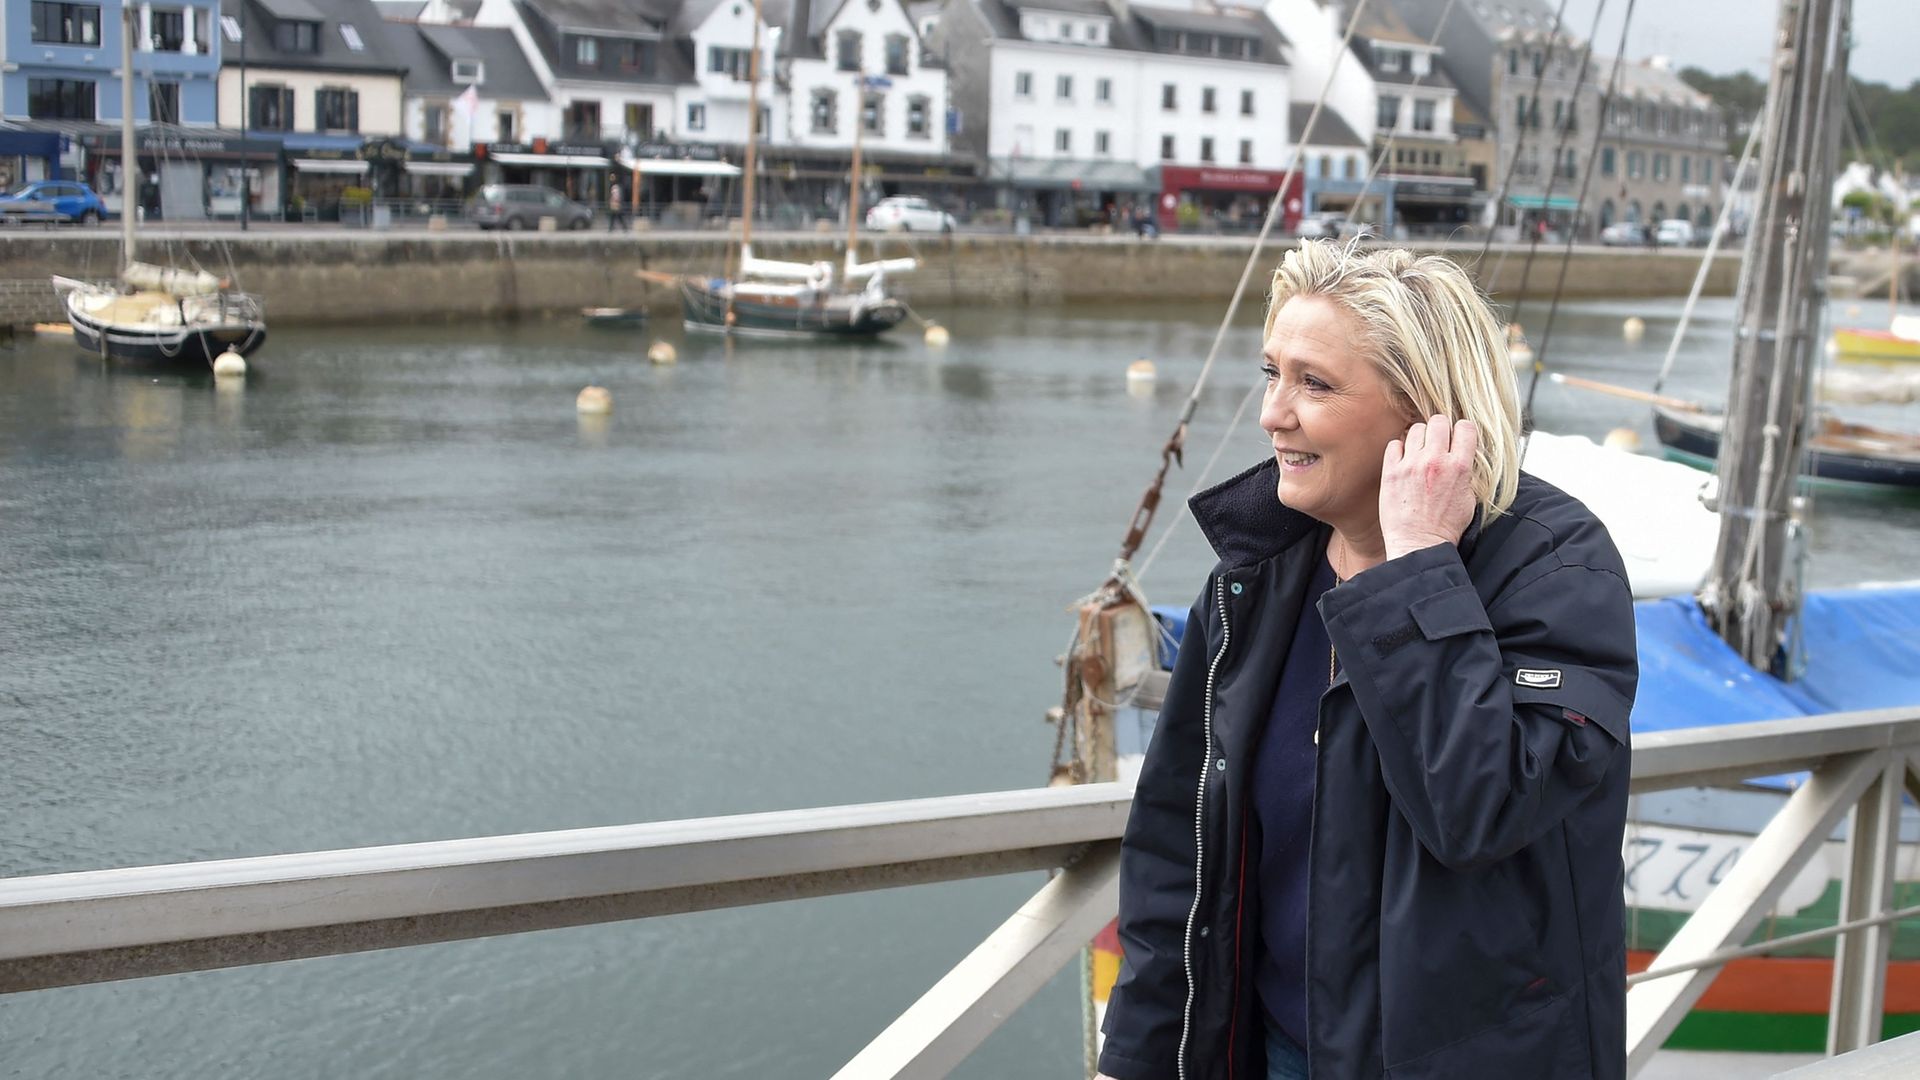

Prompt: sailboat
[
  {"left": 672, "top": 0, "right": 913, "bottom": 339},
  {"left": 1831, "top": 176, "right": 1919, "bottom": 361},
  {"left": 51, "top": 5, "right": 266, "bottom": 366}
]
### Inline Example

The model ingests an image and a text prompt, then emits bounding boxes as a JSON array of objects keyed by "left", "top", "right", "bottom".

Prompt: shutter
[{"left": 348, "top": 91, "right": 359, "bottom": 133}]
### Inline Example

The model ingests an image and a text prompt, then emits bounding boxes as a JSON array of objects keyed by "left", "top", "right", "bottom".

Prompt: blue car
[{"left": 0, "top": 179, "right": 110, "bottom": 224}]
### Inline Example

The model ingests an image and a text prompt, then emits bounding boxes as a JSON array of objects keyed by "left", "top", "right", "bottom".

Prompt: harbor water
[{"left": 3, "top": 296, "right": 1917, "bottom": 1078}]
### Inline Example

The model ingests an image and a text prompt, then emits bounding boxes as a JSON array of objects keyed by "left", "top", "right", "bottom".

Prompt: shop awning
[
  {"left": 1506, "top": 194, "right": 1580, "bottom": 211},
  {"left": 614, "top": 156, "right": 742, "bottom": 177},
  {"left": 290, "top": 158, "right": 369, "bottom": 174},
  {"left": 490, "top": 152, "right": 608, "bottom": 168},
  {"left": 989, "top": 158, "right": 1159, "bottom": 193},
  {"left": 403, "top": 161, "right": 474, "bottom": 177}
]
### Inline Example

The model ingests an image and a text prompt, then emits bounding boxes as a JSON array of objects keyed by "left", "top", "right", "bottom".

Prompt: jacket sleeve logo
[{"left": 1515, "top": 668, "right": 1563, "bottom": 688}]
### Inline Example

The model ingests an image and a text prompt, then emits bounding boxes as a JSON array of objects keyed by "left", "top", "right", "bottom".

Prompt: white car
[
  {"left": 1294, "top": 212, "right": 1348, "bottom": 239},
  {"left": 865, "top": 196, "right": 957, "bottom": 233},
  {"left": 1654, "top": 219, "right": 1697, "bottom": 247}
]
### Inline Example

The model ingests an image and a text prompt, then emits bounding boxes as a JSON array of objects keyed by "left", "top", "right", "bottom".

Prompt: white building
[
  {"left": 933, "top": 0, "right": 1295, "bottom": 229},
  {"left": 673, "top": 0, "right": 783, "bottom": 149},
  {"left": 780, "top": 0, "right": 949, "bottom": 157}
]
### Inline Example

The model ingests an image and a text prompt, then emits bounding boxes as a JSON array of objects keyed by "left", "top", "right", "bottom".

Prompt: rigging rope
[{"left": 1649, "top": 120, "right": 1763, "bottom": 397}]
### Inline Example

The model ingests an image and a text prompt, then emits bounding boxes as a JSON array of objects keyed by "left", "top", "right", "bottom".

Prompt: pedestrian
[
  {"left": 1096, "top": 240, "right": 1637, "bottom": 1080},
  {"left": 607, "top": 179, "right": 626, "bottom": 232}
]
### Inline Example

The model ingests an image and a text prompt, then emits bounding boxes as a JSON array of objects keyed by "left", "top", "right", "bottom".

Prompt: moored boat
[
  {"left": 1653, "top": 405, "right": 1920, "bottom": 489},
  {"left": 1832, "top": 326, "right": 1920, "bottom": 362}
]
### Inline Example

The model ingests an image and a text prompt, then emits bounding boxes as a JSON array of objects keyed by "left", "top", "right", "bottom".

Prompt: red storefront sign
[{"left": 1158, "top": 164, "right": 1304, "bottom": 231}]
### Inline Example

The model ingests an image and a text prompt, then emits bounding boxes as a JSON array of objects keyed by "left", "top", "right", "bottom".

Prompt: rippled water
[{"left": 2, "top": 294, "right": 1915, "bottom": 1078}]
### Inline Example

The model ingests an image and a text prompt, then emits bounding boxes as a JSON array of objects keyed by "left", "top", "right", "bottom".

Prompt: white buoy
[
  {"left": 1845, "top": 303, "right": 1863, "bottom": 318},
  {"left": 1622, "top": 316, "right": 1646, "bottom": 343},
  {"left": 1127, "top": 359, "right": 1157, "bottom": 383},
  {"left": 1603, "top": 427, "right": 1642, "bottom": 452},
  {"left": 211, "top": 350, "right": 247, "bottom": 377},
  {"left": 647, "top": 340, "right": 678, "bottom": 365},
  {"left": 924, "top": 323, "right": 951, "bottom": 347},
  {"left": 576, "top": 385, "right": 613, "bottom": 414}
]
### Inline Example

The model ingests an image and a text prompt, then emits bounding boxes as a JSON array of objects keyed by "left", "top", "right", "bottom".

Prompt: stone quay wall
[{"left": 0, "top": 231, "right": 1742, "bottom": 328}]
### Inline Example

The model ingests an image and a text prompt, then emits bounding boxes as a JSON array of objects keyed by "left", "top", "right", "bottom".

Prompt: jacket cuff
[
  {"left": 1321, "top": 542, "right": 1468, "bottom": 626},
  {"left": 1096, "top": 1042, "right": 1175, "bottom": 1080}
]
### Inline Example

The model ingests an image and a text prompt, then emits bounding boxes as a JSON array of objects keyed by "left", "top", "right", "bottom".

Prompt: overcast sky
[{"left": 1558, "top": 0, "right": 1914, "bottom": 88}]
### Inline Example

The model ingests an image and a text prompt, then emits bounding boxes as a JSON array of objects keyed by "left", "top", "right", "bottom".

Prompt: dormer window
[
  {"left": 1375, "top": 46, "right": 1408, "bottom": 73},
  {"left": 575, "top": 36, "right": 598, "bottom": 67},
  {"left": 274, "top": 20, "right": 318, "bottom": 54},
  {"left": 452, "top": 58, "right": 483, "bottom": 83},
  {"left": 339, "top": 23, "right": 364, "bottom": 51}
]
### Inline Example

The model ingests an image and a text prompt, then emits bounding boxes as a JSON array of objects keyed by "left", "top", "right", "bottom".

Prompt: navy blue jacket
[{"left": 1098, "top": 460, "right": 1637, "bottom": 1080}]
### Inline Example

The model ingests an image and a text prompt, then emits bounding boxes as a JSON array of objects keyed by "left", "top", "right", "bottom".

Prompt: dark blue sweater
[{"left": 1254, "top": 550, "right": 1338, "bottom": 1047}]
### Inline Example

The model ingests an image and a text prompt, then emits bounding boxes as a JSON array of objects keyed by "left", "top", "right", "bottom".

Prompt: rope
[{"left": 1650, "top": 121, "right": 1763, "bottom": 396}]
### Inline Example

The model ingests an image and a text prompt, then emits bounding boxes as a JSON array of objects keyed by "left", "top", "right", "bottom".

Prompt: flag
[{"left": 454, "top": 83, "right": 480, "bottom": 117}]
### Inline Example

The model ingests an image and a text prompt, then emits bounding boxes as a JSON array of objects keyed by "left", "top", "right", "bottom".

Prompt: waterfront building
[
  {"left": 932, "top": 0, "right": 1295, "bottom": 230},
  {"left": 380, "top": 18, "right": 552, "bottom": 199},
  {"left": 2, "top": 0, "right": 222, "bottom": 188}
]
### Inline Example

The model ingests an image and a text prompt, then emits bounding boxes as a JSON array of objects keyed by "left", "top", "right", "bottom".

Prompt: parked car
[
  {"left": 0, "top": 179, "right": 109, "bottom": 224},
  {"left": 1654, "top": 219, "right": 1697, "bottom": 247},
  {"left": 1599, "top": 221, "right": 1648, "bottom": 246},
  {"left": 1293, "top": 211, "right": 1348, "bottom": 239},
  {"left": 469, "top": 184, "right": 593, "bottom": 231},
  {"left": 865, "top": 195, "right": 956, "bottom": 233}
]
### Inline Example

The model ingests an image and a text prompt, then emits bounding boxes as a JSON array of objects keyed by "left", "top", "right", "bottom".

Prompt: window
[
  {"left": 1376, "top": 46, "right": 1406, "bottom": 73},
  {"left": 624, "top": 104, "right": 653, "bottom": 139},
  {"left": 709, "top": 46, "right": 751, "bottom": 79},
  {"left": 1318, "top": 154, "right": 1331, "bottom": 176},
  {"left": 1239, "top": 139, "right": 1252, "bottom": 165},
  {"left": 249, "top": 85, "right": 294, "bottom": 130},
  {"left": 1681, "top": 157, "right": 1690, "bottom": 183},
  {"left": 1704, "top": 158, "right": 1714, "bottom": 184},
  {"left": 862, "top": 92, "right": 883, "bottom": 135},
  {"left": 274, "top": 20, "right": 319, "bottom": 53},
  {"left": 1531, "top": 51, "right": 1543, "bottom": 76},
  {"left": 340, "top": 23, "right": 365, "bottom": 51},
  {"left": 1161, "top": 134, "right": 1175, "bottom": 160},
  {"left": 756, "top": 105, "right": 770, "bottom": 138},
  {"left": 1345, "top": 156, "right": 1358, "bottom": 179},
  {"left": 564, "top": 99, "right": 599, "bottom": 139},
  {"left": 1097, "top": 78, "right": 1112, "bottom": 104},
  {"left": 811, "top": 88, "right": 837, "bottom": 134},
  {"left": 884, "top": 33, "right": 909, "bottom": 76},
  {"left": 316, "top": 88, "right": 360, "bottom": 132},
  {"left": 1015, "top": 72, "right": 1032, "bottom": 98},
  {"left": 452, "top": 59, "right": 483, "bottom": 84},
  {"left": 1377, "top": 94, "right": 1400, "bottom": 130},
  {"left": 31, "top": 2, "right": 101, "bottom": 46},
  {"left": 575, "top": 36, "right": 598, "bottom": 67},
  {"left": 617, "top": 40, "right": 657, "bottom": 76},
  {"left": 424, "top": 104, "right": 447, "bottom": 144},
  {"left": 1627, "top": 151, "right": 1644, "bottom": 179},
  {"left": 1653, "top": 153, "right": 1669, "bottom": 181},
  {"left": 1507, "top": 48, "right": 1517, "bottom": 74},
  {"left": 1600, "top": 146, "right": 1615, "bottom": 177},
  {"left": 907, "top": 95, "right": 930, "bottom": 138},
  {"left": 1055, "top": 128, "right": 1071, "bottom": 154},
  {"left": 686, "top": 103, "right": 706, "bottom": 131},
  {"left": 1057, "top": 75, "right": 1073, "bottom": 101},
  {"left": 1095, "top": 130, "right": 1110, "bottom": 156},
  {"left": 1241, "top": 89, "right": 1254, "bottom": 117},
  {"left": 1200, "top": 136, "right": 1213, "bottom": 162},
  {"left": 149, "top": 81, "right": 180, "bottom": 124},
  {"left": 1413, "top": 99, "right": 1434, "bottom": 132},
  {"left": 1162, "top": 84, "right": 1176, "bottom": 111},
  {"left": 149, "top": 8, "right": 185, "bottom": 51},
  {"left": 28, "top": 78, "right": 95, "bottom": 120},
  {"left": 838, "top": 30, "right": 861, "bottom": 72},
  {"left": 498, "top": 110, "right": 516, "bottom": 142},
  {"left": 1516, "top": 96, "right": 1528, "bottom": 128},
  {"left": 1202, "top": 87, "right": 1216, "bottom": 114},
  {"left": 220, "top": 14, "right": 241, "bottom": 42}
]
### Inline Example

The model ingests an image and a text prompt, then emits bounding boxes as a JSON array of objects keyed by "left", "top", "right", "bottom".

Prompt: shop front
[
  {"left": 279, "top": 134, "right": 371, "bottom": 222},
  {"left": 1390, "top": 177, "right": 1478, "bottom": 238},
  {"left": 475, "top": 139, "right": 613, "bottom": 203},
  {"left": 613, "top": 141, "right": 743, "bottom": 225},
  {"left": 1157, "top": 165, "right": 1304, "bottom": 234},
  {"left": 1503, "top": 193, "right": 1583, "bottom": 241},
  {"left": 0, "top": 128, "right": 67, "bottom": 190},
  {"left": 758, "top": 146, "right": 982, "bottom": 228},
  {"left": 79, "top": 126, "right": 282, "bottom": 222},
  {"left": 988, "top": 158, "right": 1160, "bottom": 230}
]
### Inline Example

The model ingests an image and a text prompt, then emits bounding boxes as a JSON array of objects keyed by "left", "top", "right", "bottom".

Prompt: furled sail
[{"left": 122, "top": 261, "right": 221, "bottom": 297}]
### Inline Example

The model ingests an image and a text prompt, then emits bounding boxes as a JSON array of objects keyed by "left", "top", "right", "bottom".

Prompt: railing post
[
  {"left": 1828, "top": 753, "right": 1906, "bottom": 1054},
  {"left": 1626, "top": 750, "right": 1883, "bottom": 1075}
]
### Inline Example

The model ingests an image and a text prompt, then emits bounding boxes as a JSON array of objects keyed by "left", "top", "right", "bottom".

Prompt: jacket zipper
[{"left": 1177, "top": 576, "right": 1232, "bottom": 1080}]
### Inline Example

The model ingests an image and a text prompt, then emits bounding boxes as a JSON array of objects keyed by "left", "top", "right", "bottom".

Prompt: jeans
[{"left": 1266, "top": 1017, "right": 1309, "bottom": 1080}]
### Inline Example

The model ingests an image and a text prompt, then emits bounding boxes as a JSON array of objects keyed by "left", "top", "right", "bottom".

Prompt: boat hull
[
  {"left": 677, "top": 278, "right": 907, "bottom": 339},
  {"left": 65, "top": 292, "right": 267, "bottom": 367},
  {"left": 1833, "top": 328, "right": 1920, "bottom": 362},
  {"left": 1653, "top": 406, "right": 1920, "bottom": 489}
]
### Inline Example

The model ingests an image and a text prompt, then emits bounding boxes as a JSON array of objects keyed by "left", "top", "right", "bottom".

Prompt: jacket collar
[{"left": 1188, "top": 458, "right": 1488, "bottom": 571}]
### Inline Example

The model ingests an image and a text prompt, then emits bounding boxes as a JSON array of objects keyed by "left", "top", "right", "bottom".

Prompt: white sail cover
[
  {"left": 1522, "top": 430, "right": 1719, "bottom": 598},
  {"left": 843, "top": 256, "right": 918, "bottom": 282},
  {"left": 738, "top": 245, "right": 833, "bottom": 288},
  {"left": 122, "top": 261, "right": 221, "bottom": 296}
]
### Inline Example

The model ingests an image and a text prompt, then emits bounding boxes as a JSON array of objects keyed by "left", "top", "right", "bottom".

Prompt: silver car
[{"left": 470, "top": 184, "right": 594, "bottom": 231}]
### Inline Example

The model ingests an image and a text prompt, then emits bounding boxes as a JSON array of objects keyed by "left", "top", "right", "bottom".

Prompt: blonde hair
[{"left": 1264, "top": 239, "right": 1522, "bottom": 519}]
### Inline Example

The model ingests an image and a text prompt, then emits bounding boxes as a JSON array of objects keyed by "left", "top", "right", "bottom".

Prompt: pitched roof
[
  {"left": 372, "top": 0, "right": 427, "bottom": 19},
  {"left": 221, "top": 0, "right": 410, "bottom": 75},
  {"left": 1290, "top": 102, "right": 1364, "bottom": 149},
  {"left": 385, "top": 21, "right": 550, "bottom": 99},
  {"left": 1608, "top": 58, "right": 1715, "bottom": 108},
  {"left": 971, "top": 0, "right": 1286, "bottom": 66},
  {"left": 513, "top": 0, "right": 694, "bottom": 84},
  {"left": 517, "top": 0, "right": 676, "bottom": 36}
]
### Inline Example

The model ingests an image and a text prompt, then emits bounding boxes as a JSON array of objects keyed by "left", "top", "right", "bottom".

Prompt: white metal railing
[{"left": 4, "top": 708, "right": 1920, "bottom": 1077}]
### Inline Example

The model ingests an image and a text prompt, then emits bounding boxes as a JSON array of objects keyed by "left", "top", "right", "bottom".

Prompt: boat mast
[
  {"left": 120, "top": 2, "right": 138, "bottom": 271},
  {"left": 846, "top": 67, "right": 866, "bottom": 278},
  {"left": 1700, "top": 0, "right": 1850, "bottom": 674},
  {"left": 726, "top": 0, "right": 765, "bottom": 331}
]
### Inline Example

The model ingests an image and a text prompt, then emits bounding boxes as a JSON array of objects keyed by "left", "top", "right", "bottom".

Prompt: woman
[{"left": 1096, "top": 242, "right": 1637, "bottom": 1080}]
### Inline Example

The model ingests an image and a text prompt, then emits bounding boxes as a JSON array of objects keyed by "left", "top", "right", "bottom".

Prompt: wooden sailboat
[
  {"left": 52, "top": 5, "right": 265, "bottom": 366},
  {"left": 675, "top": 0, "right": 911, "bottom": 339}
]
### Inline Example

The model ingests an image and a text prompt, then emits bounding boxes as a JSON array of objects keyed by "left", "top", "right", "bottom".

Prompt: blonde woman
[{"left": 1097, "top": 242, "right": 1637, "bottom": 1080}]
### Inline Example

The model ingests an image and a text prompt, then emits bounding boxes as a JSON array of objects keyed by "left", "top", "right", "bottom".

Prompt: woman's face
[{"left": 1259, "top": 295, "right": 1414, "bottom": 536}]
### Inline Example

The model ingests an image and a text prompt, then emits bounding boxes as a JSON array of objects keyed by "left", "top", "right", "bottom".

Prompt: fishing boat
[
  {"left": 1831, "top": 325, "right": 1920, "bottom": 362},
  {"left": 49, "top": 6, "right": 264, "bottom": 367},
  {"left": 1653, "top": 405, "right": 1920, "bottom": 489}
]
